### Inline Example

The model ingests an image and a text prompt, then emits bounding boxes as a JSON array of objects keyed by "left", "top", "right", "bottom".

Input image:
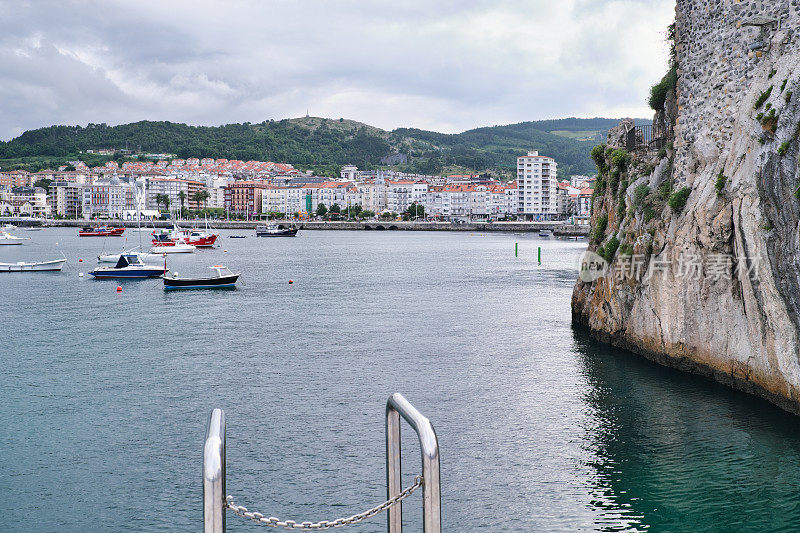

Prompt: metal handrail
[
  {"left": 386, "top": 393, "right": 441, "bottom": 533},
  {"left": 203, "top": 409, "right": 226, "bottom": 533},
  {"left": 202, "top": 394, "right": 440, "bottom": 532}
]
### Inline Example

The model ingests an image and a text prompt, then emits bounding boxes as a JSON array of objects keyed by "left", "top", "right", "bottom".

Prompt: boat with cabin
[
  {"left": 89, "top": 254, "right": 167, "bottom": 279},
  {"left": 255, "top": 223, "right": 299, "bottom": 237},
  {"left": 151, "top": 221, "right": 218, "bottom": 248},
  {"left": 79, "top": 226, "right": 125, "bottom": 237},
  {"left": 163, "top": 265, "right": 239, "bottom": 290}
]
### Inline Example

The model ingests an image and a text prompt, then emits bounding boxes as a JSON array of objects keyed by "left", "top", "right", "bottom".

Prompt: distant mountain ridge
[{"left": 0, "top": 116, "right": 650, "bottom": 176}]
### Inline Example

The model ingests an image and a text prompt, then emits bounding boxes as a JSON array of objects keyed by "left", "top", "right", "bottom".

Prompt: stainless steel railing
[
  {"left": 203, "top": 409, "right": 226, "bottom": 532},
  {"left": 386, "top": 393, "right": 441, "bottom": 533},
  {"left": 202, "top": 393, "right": 441, "bottom": 532}
]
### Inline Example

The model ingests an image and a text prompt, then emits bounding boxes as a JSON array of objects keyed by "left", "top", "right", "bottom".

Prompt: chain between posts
[{"left": 225, "top": 475, "right": 423, "bottom": 530}]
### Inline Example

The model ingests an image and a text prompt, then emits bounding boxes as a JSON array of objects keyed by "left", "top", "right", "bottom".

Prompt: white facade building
[
  {"left": 517, "top": 150, "right": 559, "bottom": 220},
  {"left": 341, "top": 165, "right": 358, "bottom": 180},
  {"left": 82, "top": 180, "right": 136, "bottom": 219}
]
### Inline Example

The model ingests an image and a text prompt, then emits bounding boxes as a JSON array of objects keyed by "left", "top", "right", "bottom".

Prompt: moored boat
[
  {"left": 151, "top": 224, "right": 218, "bottom": 247},
  {"left": 0, "top": 231, "right": 28, "bottom": 245},
  {"left": 255, "top": 223, "right": 298, "bottom": 237},
  {"left": 89, "top": 254, "right": 166, "bottom": 279},
  {"left": 149, "top": 241, "right": 196, "bottom": 254},
  {"left": 79, "top": 226, "right": 125, "bottom": 237},
  {"left": 163, "top": 265, "right": 239, "bottom": 290},
  {"left": 0, "top": 259, "right": 67, "bottom": 272}
]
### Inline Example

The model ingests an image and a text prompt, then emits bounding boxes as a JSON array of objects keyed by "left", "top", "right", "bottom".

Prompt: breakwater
[{"left": 3, "top": 218, "right": 589, "bottom": 236}]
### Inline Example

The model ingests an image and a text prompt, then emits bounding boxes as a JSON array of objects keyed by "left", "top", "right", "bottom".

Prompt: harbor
[{"left": 3, "top": 228, "right": 800, "bottom": 531}]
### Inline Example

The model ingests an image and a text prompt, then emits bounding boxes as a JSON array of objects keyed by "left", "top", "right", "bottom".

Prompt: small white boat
[
  {"left": 0, "top": 231, "right": 28, "bottom": 245},
  {"left": 150, "top": 242, "right": 196, "bottom": 254},
  {"left": 0, "top": 259, "right": 67, "bottom": 272},
  {"left": 2, "top": 224, "right": 17, "bottom": 229}
]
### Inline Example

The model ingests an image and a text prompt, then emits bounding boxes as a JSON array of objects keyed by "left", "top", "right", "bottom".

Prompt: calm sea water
[{"left": 2, "top": 228, "right": 800, "bottom": 532}]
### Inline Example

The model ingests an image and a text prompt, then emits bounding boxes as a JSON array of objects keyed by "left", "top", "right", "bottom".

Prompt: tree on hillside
[
  {"left": 329, "top": 203, "right": 341, "bottom": 214},
  {"left": 316, "top": 203, "right": 328, "bottom": 218},
  {"left": 34, "top": 178, "right": 52, "bottom": 190}
]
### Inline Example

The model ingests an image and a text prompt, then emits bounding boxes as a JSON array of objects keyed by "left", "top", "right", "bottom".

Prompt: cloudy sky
[{"left": 0, "top": 0, "right": 674, "bottom": 141}]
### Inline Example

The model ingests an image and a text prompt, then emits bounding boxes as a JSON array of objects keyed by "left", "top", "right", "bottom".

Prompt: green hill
[{"left": 0, "top": 117, "right": 649, "bottom": 177}]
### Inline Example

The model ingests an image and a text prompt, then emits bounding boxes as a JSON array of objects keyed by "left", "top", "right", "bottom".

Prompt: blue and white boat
[{"left": 89, "top": 254, "right": 167, "bottom": 279}]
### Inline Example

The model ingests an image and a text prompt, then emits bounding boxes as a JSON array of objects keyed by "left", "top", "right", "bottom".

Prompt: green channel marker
[
  {"left": 515, "top": 243, "right": 518, "bottom": 257},
  {"left": 538, "top": 246, "right": 541, "bottom": 264}
]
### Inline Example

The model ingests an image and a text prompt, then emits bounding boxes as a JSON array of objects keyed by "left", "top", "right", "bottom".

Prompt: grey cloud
[{"left": 0, "top": 0, "right": 674, "bottom": 140}]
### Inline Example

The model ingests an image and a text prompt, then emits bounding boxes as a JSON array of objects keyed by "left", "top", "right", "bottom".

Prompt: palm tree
[
  {"left": 192, "top": 189, "right": 211, "bottom": 212},
  {"left": 155, "top": 193, "right": 170, "bottom": 213},
  {"left": 178, "top": 191, "right": 187, "bottom": 218}
]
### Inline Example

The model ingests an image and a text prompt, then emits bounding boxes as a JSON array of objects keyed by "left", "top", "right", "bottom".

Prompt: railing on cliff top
[
  {"left": 203, "top": 393, "right": 442, "bottom": 532},
  {"left": 625, "top": 121, "right": 669, "bottom": 152}
]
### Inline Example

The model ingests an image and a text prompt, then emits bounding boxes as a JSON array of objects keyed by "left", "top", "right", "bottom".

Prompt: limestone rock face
[{"left": 573, "top": 1, "right": 800, "bottom": 413}]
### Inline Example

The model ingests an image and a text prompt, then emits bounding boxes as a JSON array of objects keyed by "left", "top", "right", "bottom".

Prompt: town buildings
[
  {"left": 1, "top": 150, "right": 592, "bottom": 222},
  {"left": 0, "top": 187, "right": 50, "bottom": 217}
]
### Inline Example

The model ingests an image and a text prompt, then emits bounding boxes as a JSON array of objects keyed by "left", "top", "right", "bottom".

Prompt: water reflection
[{"left": 573, "top": 327, "right": 800, "bottom": 531}]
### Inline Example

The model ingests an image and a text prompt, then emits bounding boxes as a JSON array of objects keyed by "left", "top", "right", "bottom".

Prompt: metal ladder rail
[
  {"left": 203, "top": 393, "right": 441, "bottom": 532},
  {"left": 386, "top": 393, "right": 441, "bottom": 533}
]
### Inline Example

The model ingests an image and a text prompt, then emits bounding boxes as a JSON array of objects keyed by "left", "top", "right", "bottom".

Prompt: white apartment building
[
  {"left": 517, "top": 150, "right": 559, "bottom": 220},
  {"left": 49, "top": 181, "right": 84, "bottom": 217},
  {"left": 82, "top": 180, "right": 136, "bottom": 219},
  {"left": 386, "top": 180, "right": 427, "bottom": 213},
  {"left": 357, "top": 181, "right": 386, "bottom": 213}
]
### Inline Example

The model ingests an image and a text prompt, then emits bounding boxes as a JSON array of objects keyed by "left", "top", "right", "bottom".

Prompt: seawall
[{"left": 2, "top": 217, "right": 589, "bottom": 235}]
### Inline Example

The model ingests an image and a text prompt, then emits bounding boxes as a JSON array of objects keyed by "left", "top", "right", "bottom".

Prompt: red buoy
[
  {"left": 288, "top": 280, "right": 293, "bottom": 284},
  {"left": 116, "top": 286, "right": 122, "bottom": 292},
  {"left": 78, "top": 259, "right": 83, "bottom": 262}
]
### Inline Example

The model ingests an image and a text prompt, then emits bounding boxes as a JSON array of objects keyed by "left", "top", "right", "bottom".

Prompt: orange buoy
[{"left": 116, "top": 286, "right": 122, "bottom": 292}]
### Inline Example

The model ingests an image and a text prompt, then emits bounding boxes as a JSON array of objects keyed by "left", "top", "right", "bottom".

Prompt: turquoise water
[{"left": 2, "top": 228, "right": 800, "bottom": 532}]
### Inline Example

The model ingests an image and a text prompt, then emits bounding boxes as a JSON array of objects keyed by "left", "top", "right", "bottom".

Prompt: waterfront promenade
[{"left": 1, "top": 217, "right": 590, "bottom": 236}]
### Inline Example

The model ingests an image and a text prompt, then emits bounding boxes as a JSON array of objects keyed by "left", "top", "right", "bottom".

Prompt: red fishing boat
[
  {"left": 151, "top": 224, "right": 218, "bottom": 248},
  {"left": 79, "top": 226, "right": 125, "bottom": 237}
]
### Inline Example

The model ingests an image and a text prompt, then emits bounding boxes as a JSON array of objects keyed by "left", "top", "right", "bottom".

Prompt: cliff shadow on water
[{"left": 572, "top": 327, "right": 800, "bottom": 531}]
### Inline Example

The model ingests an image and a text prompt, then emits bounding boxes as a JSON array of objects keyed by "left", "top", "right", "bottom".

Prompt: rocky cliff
[{"left": 572, "top": 1, "right": 800, "bottom": 413}]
